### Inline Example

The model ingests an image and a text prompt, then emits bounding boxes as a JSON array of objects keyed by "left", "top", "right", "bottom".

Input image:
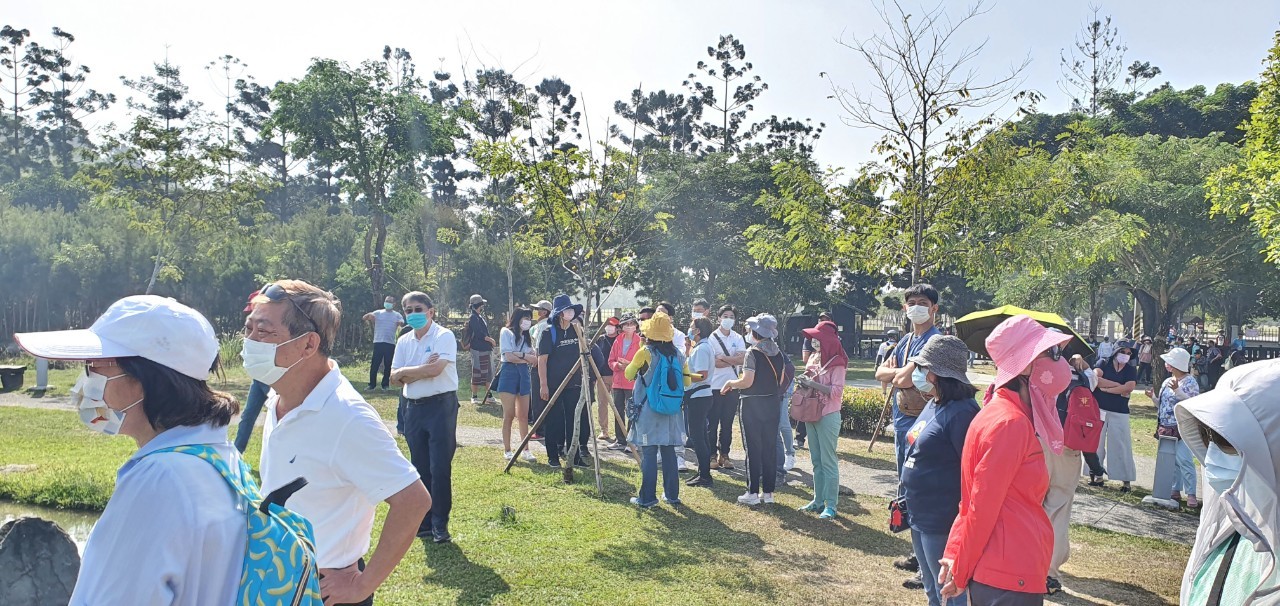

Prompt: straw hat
[{"left": 641, "top": 311, "right": 675, "bottom": 342}]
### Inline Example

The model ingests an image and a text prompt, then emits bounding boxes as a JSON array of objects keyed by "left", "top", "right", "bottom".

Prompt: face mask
[
  {"left": 692, "top": 312, "right": 705, "bottom": 320},
  {"left": 720, "top": 318, "right": 735, "bottom": 331},
  {"left": 520, "top": 319, "right": 532, "bottom": 331},
  {"left": 810, "top": 340, "right": 822, "bottom": 353},
  {"left": 905, "top": 305, "right": 932, "bottom": 325},
  {"left": 604, "top": 325, "right": 617, "bottom": 336},
  {"left": 1204, "top": 441, "right": 1243, "bottom": 494},
  {"left": 623, "top": 324, "right": 636, "bottom": 334},
  {"left": 911, "top": 367, "right": 934, "bottom": 393},
  {"left": 241, "top": 333, "right": 310, "bottom": 385},
  {"left": 383, "top": 302, "right": 393, "bottom": 310},
  {"left": 406, "top": 312, "right": 429, "bottom": 330},
  {"left": 71, "top": 371, "right": 140, "bottom": 435},
  {"left": 561, "top": 310, "right": 575, "bottom": 322},
  {"left": 1114, "top": 353, "right": 1131, "bottom": 365},
  {"left": 1029, "top": 355, "right": 1073, "bottom": 399}
]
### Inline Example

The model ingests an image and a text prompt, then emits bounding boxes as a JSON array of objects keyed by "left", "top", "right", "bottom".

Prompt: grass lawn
[{"left": 0, "top": 405, "right": 1189, "bottom": 605}]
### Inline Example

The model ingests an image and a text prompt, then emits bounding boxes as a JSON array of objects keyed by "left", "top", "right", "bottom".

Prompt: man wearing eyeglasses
[
  {"left": 390, "top": 291, "right": 460, "bottom": 545},
  {"left": 246, "top": 280, "right": 429, "bottom": 606}
]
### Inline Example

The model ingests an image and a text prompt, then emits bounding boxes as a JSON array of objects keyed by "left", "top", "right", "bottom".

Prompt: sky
[{"left": 11, "top": 0, "right": 1280, "bottom": 171}]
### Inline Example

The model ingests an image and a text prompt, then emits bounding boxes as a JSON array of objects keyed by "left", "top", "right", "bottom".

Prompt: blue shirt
[
  {"left": 900, "top": 398, "right": 980, "bottom": 534},
  {"left": 71, "top": 424, "right": 247, "bottom": 606},
  {"left": 892, "top": 326, "right": 941, "bottom": 432},
  {"left": 1093, "top": 359, "right": 1137, "bottom": 414}
]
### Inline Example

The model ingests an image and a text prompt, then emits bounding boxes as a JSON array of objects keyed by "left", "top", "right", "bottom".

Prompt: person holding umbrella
[{"left": 939, "top": 315, "right": 1073, "bottom": 604}]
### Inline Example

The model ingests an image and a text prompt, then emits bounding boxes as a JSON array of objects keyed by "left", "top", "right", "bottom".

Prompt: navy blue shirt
[
  {"left": 899, "top": 397, "right": 980, "bottom": 534},
  {"left": 1093, "top": 359, "right": 1136, "bottom": 414},
  {"left": 891, "top": 326, "right": 942, "bottom": 433}
]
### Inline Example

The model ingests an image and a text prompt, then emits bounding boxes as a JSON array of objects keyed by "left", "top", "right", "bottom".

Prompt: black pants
[
  {"left": 741, "top": 393, "right": 781, "bottom": 494},
  {"left": 612, "top": 388, "right": 631, "bottom": 445},
  {"left": 795, "top": 419, "right": 807, "bottom": 444},
  {"left": 1137, "top": 362, "right": 1152, "bottom": 384},
  {"left": 543, "top": 386, "right": 585, "bottom": 464},
  {"left": 529, "top": 374, "right": 544, "bottom": 428},
  {"left": 319, "top": 558, "right": 372, "bottom": 606},
  {"left": 404, "top": 392, "right": 458, "bottom": 535},
  {"left": 709, "top": 390, "right": 739, "bottom": 457},
  {"left": 368, "top": 342, "right": 395, "bottom": 389},
  {"left": 685, "top": 395, "right": 715, "bottom": 480},
  {"left": 1083, "top": 451, "right": 1107, "bottom": 477}
]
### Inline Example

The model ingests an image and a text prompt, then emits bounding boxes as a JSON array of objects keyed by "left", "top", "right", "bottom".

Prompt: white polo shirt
[
  {"left": 71, "top": 423, "right": 246, "bottom": 606},
  {"left": 261, "top": 362, "right": 420, "bottom": 569},
  {"left": 392, "top": 320, "right": 459, "bottom": 399},
  {"left": 708, "top": 328, "right": 747, "bottom": 389}
]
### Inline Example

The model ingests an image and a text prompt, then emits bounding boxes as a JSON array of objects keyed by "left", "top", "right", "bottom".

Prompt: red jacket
[
  {"left": 943, "top": 386, "right": 1051, "bottom": 594},
  {"left": 609, "top": 333, "right": 642, "bottom": 391}
]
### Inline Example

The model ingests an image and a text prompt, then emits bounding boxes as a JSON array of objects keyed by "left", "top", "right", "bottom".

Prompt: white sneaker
[
  {"left": 761, "top": 493, "right": 775, "bottom": 504},
  {"left": 737, "top": 492, "right": 761, "bottom": 505},
  {"left": 504, "top": 451, "right": 515, "bottom": 461},
  {"left": 1141, "top": 495, "right": 1180, "bottom": 510},
  {"left": 521, "top": 450, "right": 536, "bottom": 462},
  {"left": 676, "top": 456, "right": 688, "bottom": 470},
  {"left": 784, "top": 455, "right": 796, "bottom": 471}
]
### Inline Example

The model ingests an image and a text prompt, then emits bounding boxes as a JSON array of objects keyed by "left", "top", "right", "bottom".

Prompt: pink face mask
[{"left": 1026, "top": 355, "right": 1072, "bottom": 454}]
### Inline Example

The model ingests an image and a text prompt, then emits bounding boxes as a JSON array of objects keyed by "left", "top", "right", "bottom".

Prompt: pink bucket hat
[{"left": 986, "top": 315, "right": 1074, "bottom": 389}]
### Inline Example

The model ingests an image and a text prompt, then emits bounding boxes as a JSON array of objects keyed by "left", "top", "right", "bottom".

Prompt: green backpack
[{"left": 148, "top": 444, "right": 322, "bottom": 606}]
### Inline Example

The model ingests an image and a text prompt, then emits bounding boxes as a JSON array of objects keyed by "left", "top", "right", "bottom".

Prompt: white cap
[{"left": 15, "top": 295, "right": 219, "bottom": 381}]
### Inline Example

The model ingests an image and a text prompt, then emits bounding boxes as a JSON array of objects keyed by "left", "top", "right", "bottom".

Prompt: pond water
[{"left": 0, "top": 500, "right": 99, "bottom": 554}]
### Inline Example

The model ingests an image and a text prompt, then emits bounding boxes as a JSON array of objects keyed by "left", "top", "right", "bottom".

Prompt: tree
[
  {"left": 0, "top": 26, "right": 49, "bottom": 180},
  {"left": 828, "top": 0, "right": 1032, "bottom": 283},
  {"left": 611, "top": 87, "right": 699, "bottom": 154},
  {"left": 205, "top": 54, "right": 246, "bottom": 186},
  {"left": 1059, "top": 7, "right": 1126, "bottom": 117},
  {"left": 269, "top": 55, "right": 456, "bottom": 304},
  {"left": 1210, "top": 30, "right": 1280, "bottom": 262},
  {"left": 29, "top": 27, "right": 114, "bottom": 178}
]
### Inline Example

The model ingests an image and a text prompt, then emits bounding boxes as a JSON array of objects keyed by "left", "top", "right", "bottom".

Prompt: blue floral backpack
[{"left": 148, "top": 444, "right": 322, "bottom": 606}]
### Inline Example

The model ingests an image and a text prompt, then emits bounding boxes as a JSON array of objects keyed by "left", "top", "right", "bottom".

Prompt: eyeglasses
[
  {"left": 260, "top": 283, "right": 320, "bottom": 334},
  {"left": 404, "top": 305, "right": 428, "bottom": 314}
]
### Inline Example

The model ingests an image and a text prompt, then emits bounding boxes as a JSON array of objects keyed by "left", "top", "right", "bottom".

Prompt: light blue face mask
[
  {"left": 911, "top": 367, "right": 934, "bottom": 393},
  {"left": 1203, "top": 441, "right": 1243, "bottom": 494}
]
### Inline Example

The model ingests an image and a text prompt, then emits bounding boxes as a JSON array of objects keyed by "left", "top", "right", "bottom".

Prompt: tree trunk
[{"left": 1087, "top": 285, "right": 1101, "bottom": 340}]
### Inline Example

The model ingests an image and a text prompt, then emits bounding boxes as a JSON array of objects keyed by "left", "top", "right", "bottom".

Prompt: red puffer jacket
[{"left": 944, "top": 386, "right": 1052, "bottom": 594}]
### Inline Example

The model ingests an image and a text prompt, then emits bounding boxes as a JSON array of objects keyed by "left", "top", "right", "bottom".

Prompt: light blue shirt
[{"left": 71, "top": 423, "right": 247, "bottom": 606}]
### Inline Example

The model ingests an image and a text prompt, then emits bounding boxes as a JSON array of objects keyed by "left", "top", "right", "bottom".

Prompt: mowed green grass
[{"left": 0, "top": 405, "right": 1189, "bottom": 605}]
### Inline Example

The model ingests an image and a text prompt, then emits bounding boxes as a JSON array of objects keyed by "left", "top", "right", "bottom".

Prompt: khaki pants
[{"left": 1041, "top": 436, "right": 1080, "bottom": 579}]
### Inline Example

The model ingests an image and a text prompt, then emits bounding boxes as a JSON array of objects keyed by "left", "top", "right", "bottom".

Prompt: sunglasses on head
[{"left": 260, "top": 283, "right": 320, "bottom": 333}]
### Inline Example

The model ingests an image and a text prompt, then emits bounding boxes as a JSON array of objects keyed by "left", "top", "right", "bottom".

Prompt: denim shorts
[{"left": 496, "top": 363, "right": 531, "bottom": 396}]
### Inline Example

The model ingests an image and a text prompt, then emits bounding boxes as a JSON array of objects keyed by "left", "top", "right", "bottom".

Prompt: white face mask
[
  {"left": 1204, "top": 441, "right": 1243, "bottom": 494},
  {"left": 905, "top": 305, "right": 932, "bottom": 325},
  {"left": 604, "top": 325, "right": 617, "bottom": 336},
  {"left": 810, "top": 340, "right": 821, "bottom": 353},
  {"left": 720, "top": 318, "right": 735, "bottom": 331},
  {"left": 561, "top": 310, "right": 575, "bottom": 322},
  {"left": 241, "top": 333, "right": 310, "bottom": 385},
  {"left": 520, "top": 319, "right": 532, "bottom": 331},
  {"left": 692, "top": 311, "right": 705, "bottom": 320},
  {"left": 1114, "top": 353, "right": 1131, "bottom": 365},
  {"left": 71, "top": 370, "right": 142, "bottom": 436}
]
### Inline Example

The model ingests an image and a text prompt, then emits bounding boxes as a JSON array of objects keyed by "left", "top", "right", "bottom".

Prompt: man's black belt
[{"left": 406, "top": 392, "right": 453, "bottom": 406}]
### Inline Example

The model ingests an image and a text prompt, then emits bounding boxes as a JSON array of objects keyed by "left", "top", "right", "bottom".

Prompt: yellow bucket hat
[{"left": 641, "top": 311, "right": 675, "bottom": 342}]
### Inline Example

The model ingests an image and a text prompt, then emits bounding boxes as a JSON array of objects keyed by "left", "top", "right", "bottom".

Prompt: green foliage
[{"left": 839, "top": 387, "right": 887, "bottom": 436}]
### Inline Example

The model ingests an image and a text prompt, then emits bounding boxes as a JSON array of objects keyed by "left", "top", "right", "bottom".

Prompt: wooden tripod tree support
[{"left": 867, "top": 389, "right": 896, "bottom": 452}]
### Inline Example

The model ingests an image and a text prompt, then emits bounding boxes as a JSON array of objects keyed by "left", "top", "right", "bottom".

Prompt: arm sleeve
[
  {"left": 539, "top": 328, "right": 554, "bottom": 356},
  {"left": 334, "top": 410, "right": 421, "bottom": 503},
  {"left": 390, "top": 335, "right": 408, "bottom": 370},
  {"left": 943, "top": 417, "right": 1029, "bottom": 590},
  {"left": 743, "top": 350, "right": 758, "bottom": 373},
  {"left": 689, "top": 346, "right": 712, "bottom": 375},
  {"left": 499, "top": 328, "right": 515, "bottom": 354},
  {"left": 435, "top": 329, "right": 458, "bottom": 362},
  {"left": 625, "top": 348, "right": 651, "bottom": 381}
]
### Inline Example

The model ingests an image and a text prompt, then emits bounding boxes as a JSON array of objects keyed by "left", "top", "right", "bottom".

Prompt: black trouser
[
  {"left": 368, "top": 342, "right": 395, "bottom": 389},
  {"left": 529, "top": 373, "right": 544, "bottom": 428},
  {"left": 685, "top": 395, "right": 715, "bottom": 480},
  {"left": 543, "top": 386, "right": 584, "bottom": 464},
  {"left": 741, "top": 393, "right": 781, "bottom": 494},
  {"left": 612, "top": 388, "right": 631, "bottom": 445},
  {"left": 795, "top": 419, "right": 807, "bottom": 444},
  {"left": 1083, "top": 450, "right": 1107, "bottom": 477},
  {"left": 1137, "top": 361, "right": 1152, "bottom": 384},
  {"left": 404, "top": 392, "right": 458, "bottom": 535},
  {"left": 709, "top": 390, "right": 740, "bottom": 457},
  {"left": 319, "top": 558, "right": 371, "bottom": 605}
]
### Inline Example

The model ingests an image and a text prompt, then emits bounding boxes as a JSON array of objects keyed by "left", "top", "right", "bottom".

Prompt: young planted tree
[{"left": 1059, "top": 7, "right": 1126, "bottom": 117}]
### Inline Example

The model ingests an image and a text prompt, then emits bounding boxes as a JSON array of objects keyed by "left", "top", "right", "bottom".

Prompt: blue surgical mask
[
  {"left": 1203, "top": 441, "right": 1243, "bottom": 494},
  {"left": 384, "top": 302, "right": 393, "bottom": 310},
  {"left": 406, "top": 312, "right": 429, "bottom": 330},
  {"left": 911, "top": 367, "right": 934, "bottom": 393}
]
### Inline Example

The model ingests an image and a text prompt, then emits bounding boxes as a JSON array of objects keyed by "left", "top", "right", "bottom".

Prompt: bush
[{"left": 840, "top": 387, "right": 889, "bottom": 436}]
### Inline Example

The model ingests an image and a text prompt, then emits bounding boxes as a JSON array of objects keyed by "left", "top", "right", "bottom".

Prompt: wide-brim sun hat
[
  {"left": 641, "top": 311, "right": 676, "bottom": 342},
  {"left": 986, "top": 314, "right": 1074, "bottom": 389},
  {"left": 550, "top": 293, "right": 583, "bottom": 321},
  {"left": 1161, "top": 347, "right": 1192, "bottom": 373},
  {"left": 746, "top": 314, "right": 779, "bottom": 339},
  {"left": 15, "top": 295, "right": 219, "bottom": 381},
  {"left": 908, "top": 335, "right": 973, "bottom": 385},
  {"left": 801, "top": 320, "right": 838, "bottom": 341}
]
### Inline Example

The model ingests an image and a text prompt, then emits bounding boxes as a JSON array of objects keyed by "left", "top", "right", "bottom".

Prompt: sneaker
[
  {"left": 676, "top": 456, "right": 691, "bottom": 472},
  {"left": 902, "top": 573, "right": 924, "bottom": 590},
  {"left": 761, "top": 493, "right": 775, "bottom": 504},
  {"left": 1141, "top": 495, "right": 1180, "bottom": 510},
  {"left": 1119, "top": 483, "right": 1132, "bottom": 493},
  {"left": 470, "top": 398, "right": 479, "bottom": 406},
  {"left": 709, "top": 457, "right": 722, "bottom": 470},
  {"left": 720, "top": 455, "right": 735, "bottom": 470},
  {"left": 630, "top": 496, "right": 658, "bottom": 509},
  {"left": 521, "top": 451, "right": 536, "bottom": 462},
  {"left": 893, "top": 555, "right": 920, "bottom": 573},
  {"left": 607, "top": 442, "right": 627, "bottom": 451},
  {"left": 784, "top": 454, "right": 796, "bottom": 471},
  {"left": 366, "top": 385, "right": 377, "bottom": 391},
  {"left": 686, "top": 476, "right": 713, "bottom": 487},
  {"left": 799, "top": 500, "right": 822, "bottom": 513},
  {"left": 381, "top": 386, "right": 393, "bottom": 392},
  {"left": 662, "top": 494, "right": 681, "bottom": 506},
  {"left": 736, "top": 492, "right": 761, "bottom": 506},
  {"left": 1046, "top": 576, "right": 1062, "bottom": 596},
  {"left": 819, "top": 507, "right": 836, "bottom": 519},
  {"left": 503, "top": 451, "right": 515, "bottom": 461}
]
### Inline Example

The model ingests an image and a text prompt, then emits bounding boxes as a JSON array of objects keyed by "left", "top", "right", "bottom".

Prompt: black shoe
[
  {"left": 1087, "top": 475, "right": 1105, "bottom": 487},
  {"left": 548, "top": 458, "right": 561, "bottom": 468},
  {"left": 416, "top": 528, "right": 434, "bottom": 539},
  {"left": 1119, "top": 484, "right": 1132, "bottom": 493},
  {"left": 893, "top": 554, "right": 919, "bottom": 572},
  {"left": 432, "top": 529, "right": 452, "bottom": 544},
  {"left": 686, "top": 476, "right": 713, "bottom": 487},
  {"left": 573, "top": 456, "right": 587, "bottom": 467},
  {"left": 1046, "top": 576, "right": 1062, "bottom": 595},
  {"left": 902, "top": 572, "right": 924, "bottom": 590}
]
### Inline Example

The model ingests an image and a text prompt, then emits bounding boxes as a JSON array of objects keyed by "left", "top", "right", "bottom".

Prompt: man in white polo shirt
[
  {"left": 391, "top": 291, "right": 460, "bottom": 544},
  {"left": 247, "top": 279, "right": 430, "bottom": 606}
]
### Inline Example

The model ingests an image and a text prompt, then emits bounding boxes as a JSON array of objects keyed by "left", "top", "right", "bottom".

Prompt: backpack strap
[
  {"left": 150, "top": 444, "right": 309, "bottom": 515},
  {"left": 1207, "top": 533, "right": 1243, "bottom": 606}
]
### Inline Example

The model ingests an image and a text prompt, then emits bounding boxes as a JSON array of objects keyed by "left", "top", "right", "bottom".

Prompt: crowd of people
[{"left": 12, "top": 279, "right": 1280, "bottom": 605}]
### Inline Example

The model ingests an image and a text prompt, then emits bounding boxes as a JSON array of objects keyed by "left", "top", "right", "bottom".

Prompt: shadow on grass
[
  {"left": 836, "top": 450, "right": 898, "bottom": 472},
  {"left": 1049, "top": 572, "right": 1174, "bottom": 606},
  {"left": 420, "top": 541, "right": 511, "bottom": 606}
]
